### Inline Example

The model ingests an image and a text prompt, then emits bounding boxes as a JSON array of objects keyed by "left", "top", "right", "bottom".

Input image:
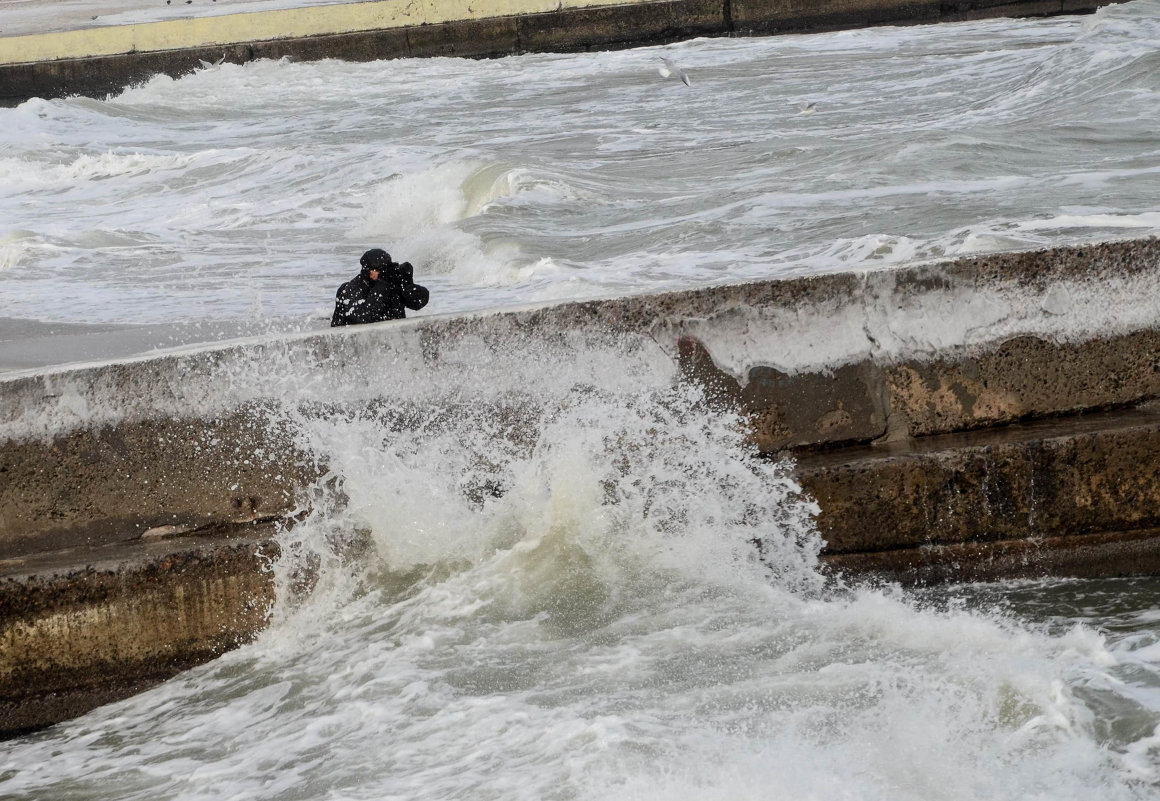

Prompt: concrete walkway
[
  {"left": 0, "top": 0, "right": 355, "bottom": 38},
  {"left": 0, "top": 0, "right": 1119, "bottom": 103},
  {"left": 0, "top": 0, "right": 635, "bottom": 63}
]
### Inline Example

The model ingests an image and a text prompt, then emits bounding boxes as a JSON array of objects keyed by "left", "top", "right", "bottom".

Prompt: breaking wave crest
[{"left": 267, "top": 378, "right": 827, "bottom": 638}]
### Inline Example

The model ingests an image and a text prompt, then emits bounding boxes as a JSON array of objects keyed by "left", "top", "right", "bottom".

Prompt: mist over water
[{"left": 4, "top": 2, "right": 1160, "bottom": 798}]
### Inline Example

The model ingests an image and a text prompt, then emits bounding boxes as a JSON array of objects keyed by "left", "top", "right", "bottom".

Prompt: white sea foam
[
  {"left": 4, "top": 406, "right": 1156, "bottom": 799},
  {"left": 4, "top": 1, "right": 1160, "bottom": 338},
  {"left": 0, "top": 151, "right": 196, "bottom": 192},
  {"left": 7, "top": 345, "right": 1159, "bottom": 799},
  {"left": 1017, "top": 211, "right": 1160, "bottom": 232},
  {"left": 5, "top": 4, "right": 1160, "bottom": 798}
]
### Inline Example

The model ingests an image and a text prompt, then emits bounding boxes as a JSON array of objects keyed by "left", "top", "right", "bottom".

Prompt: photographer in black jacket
[{"left": 331, "top": 248, "right": 430, "bottom": 327}]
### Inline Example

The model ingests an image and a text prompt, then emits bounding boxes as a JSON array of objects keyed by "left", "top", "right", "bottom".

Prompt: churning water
[
  {"left": 3, "top": 1, "right": 1160, "bottom": 798},
  {"left": 5, "top": 374, "right": 1160, "bottom": 801},
  {"left": 3, "top": 0, "right": 1160, "bottom": 335}
]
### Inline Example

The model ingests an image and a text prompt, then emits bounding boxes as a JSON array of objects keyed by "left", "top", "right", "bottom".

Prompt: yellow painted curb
[{"left": 0, "top": 0, "right": 648, "bottom": 66}]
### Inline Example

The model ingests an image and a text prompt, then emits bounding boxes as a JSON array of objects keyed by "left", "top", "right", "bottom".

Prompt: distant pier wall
[
  {"left": 5, "top": 236, "right": 1160, "bottom": 735},
  {"left": 0, "top": 0, "right": 1123, "bottom": 103}
]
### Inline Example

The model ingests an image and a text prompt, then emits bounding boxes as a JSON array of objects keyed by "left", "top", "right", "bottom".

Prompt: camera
[{"left": 389, "top": 261, "right": 414, "bottom": 284}]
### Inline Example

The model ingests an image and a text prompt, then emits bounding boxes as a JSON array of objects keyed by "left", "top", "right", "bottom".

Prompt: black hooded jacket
[{"left": 331, "top": 262, "right": 429, "bottom": 327}]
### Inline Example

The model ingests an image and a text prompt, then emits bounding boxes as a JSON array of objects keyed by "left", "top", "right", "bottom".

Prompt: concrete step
[
  {"left": 0, "top": 528, "right": 276, "bottom": 738},
  {"left": 804, "top": 404, "right": 1160, "bottom": 583}
]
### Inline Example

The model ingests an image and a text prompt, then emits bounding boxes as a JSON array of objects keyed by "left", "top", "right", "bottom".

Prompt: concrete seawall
[
  {"left": 0, "top": 0, "right": 1121, "bottom": 103},
  {"left": 5, "top": 236, "right": 1160, "bottom": 735}
]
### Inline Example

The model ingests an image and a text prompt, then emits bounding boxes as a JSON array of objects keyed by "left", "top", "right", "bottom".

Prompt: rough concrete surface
[
  {"left": 0, "top": 407, "right": 315, "bottom": 560},
  {"left": 0, "top": 531, "right": 277, "bottom": 737},
  {"left": 678, "top": 328, "right": 1160, "bottom": 450},
  {"left": 820, "top": 526, "right": 1160, "bottom": 585},
  {"left": 798, "top": 405, "right": 1160, "bottom": 554}
]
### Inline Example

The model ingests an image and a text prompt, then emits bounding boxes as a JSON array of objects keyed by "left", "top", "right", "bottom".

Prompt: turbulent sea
[{"left": 4, "top": 1, "right": 1160, "bottom": 798}]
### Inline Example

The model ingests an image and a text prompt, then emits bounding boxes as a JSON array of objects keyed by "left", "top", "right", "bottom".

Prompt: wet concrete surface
[
  {"left": 799, "top": 404, "right": 1160, "bottom": 557},
  {"left": 0, "top": 526, "right": 278, "bottom": 738},
  {"left": 0, "top": 316, "right": 327, "bottom": 375}
]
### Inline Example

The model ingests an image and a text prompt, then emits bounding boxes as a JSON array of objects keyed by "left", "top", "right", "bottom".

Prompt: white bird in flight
[
  {"left": 657, "top": 56, "right": 691, "bottom": 87},
  {"left": 796, "top": 101, "right": 817, "bottom": 115}
]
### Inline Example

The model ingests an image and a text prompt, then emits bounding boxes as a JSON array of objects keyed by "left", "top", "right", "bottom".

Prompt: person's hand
[{"left": 393, "top": 261, "right": 414, "bottom": 283}]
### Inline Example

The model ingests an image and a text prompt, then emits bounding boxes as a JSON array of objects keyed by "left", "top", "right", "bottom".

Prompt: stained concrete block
[
  {"left": 941, "top": 0, "right": 1065, "bottom": 20},
  {"left": 518, "top": 0, "right": 724, "bottom": 52},
  {"left": 678, "top": 335, "right": 891, "bottom": 449},
  {"left": 249, "top": 27, "right": 414, "bottom": 62},
  {"left": 886, "top": 331, "right": 1160, "bottom": 437},
  {"left": 798, "top": 406, "right": 1160, "bottom": 553},
  {"left": 677, "top": 327, "right": 1160, "bottom": 452},
  {"left": 0, "top": 408, "right": 316, "bottom": 560},
  {"left": 405, "top": 18, "right": 521, "bottom": 59},
  {"left": 821, "top": 527, "right": 1160, "bottom": 585},
  {"left": 0, "top": 533, "right": 276, "bottom": 737},
  {"left": 731, "top": 0, "right": 942, "bottom": 33}
]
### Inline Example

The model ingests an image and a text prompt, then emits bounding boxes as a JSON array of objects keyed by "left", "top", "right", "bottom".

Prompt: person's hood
[{"left": 360, "top": 248, "right": 392, "bottom": 279}]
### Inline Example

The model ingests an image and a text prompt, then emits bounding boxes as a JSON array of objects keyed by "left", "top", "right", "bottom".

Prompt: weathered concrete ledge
[
  {"left": 805, "top": 404, "right": 1160, "bottom": 583},
  {"left": 0, "top": 0, "right": 1121, "bottom": 104},
  {"left": 5, "top": 236, "right": 1160, "bottom": 736},
  {"left": 0, "top": 530, "right": 276, "bottom": 737}
]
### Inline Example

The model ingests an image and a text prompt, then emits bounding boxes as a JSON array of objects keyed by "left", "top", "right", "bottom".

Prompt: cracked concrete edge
[
  {"left": 820, "top": 526, "right": 1160, "bottom": 585},
  {"left": 0, "top": 531, "right": 278, "bottom": 738},
  {"left": 678, "top": 327, "right": 1160, "bottom": 450}
]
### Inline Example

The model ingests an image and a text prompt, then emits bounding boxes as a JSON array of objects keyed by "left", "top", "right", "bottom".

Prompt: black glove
[{"left": 392, "top": 261, "right": 414, "bottom": 284}]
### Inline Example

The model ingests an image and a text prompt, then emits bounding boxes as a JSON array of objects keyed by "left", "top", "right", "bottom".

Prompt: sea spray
[
  {"left": 267, "top": 376, "right": 827, "bottom": 629},
  {"left": 2, "top": 368, "right": 1157, "bottom": 798},
  {"left": 201, "top": 358, "right": 1151, "bottom": 801}
]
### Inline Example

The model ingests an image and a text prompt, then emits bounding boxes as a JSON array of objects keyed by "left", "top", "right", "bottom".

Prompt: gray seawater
[
  {"left": 4, "top": 2, "right": 1160, "bottom": 798},
  {"left": 3, "top": 0, "right": 1160, "bottom": 333}
]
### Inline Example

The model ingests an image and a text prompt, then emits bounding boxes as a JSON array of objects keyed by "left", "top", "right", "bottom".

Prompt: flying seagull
[
  {"left": 796, "top": 101, "right": 816, "bottom": 116},
  {"left": 657, "top": 56, "right": 691, "bottom": 87},
  {"left": 198, "top": 55, "right": 226, "bottom": 69}
]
